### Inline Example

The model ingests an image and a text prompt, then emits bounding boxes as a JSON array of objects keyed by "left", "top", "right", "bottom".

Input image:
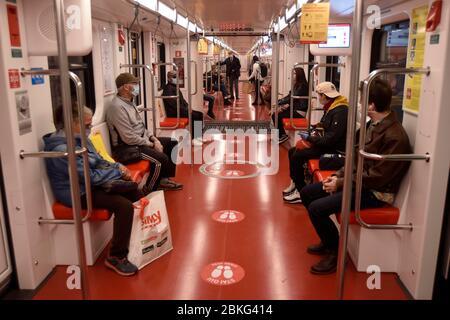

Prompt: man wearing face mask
[
  {"left": 107, "top": 73, "right": 183, "bottom": 192},
  {"left": 283, "top": 82, "right": 349, "bottom": 204},
  {"left": 162, "top": 70, "right": 205, "bottom": 146},
  {"left": 221, "top": 52, "right": 241, "bottom": 100}
]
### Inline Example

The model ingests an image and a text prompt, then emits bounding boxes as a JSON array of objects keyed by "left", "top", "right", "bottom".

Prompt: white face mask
[
  {"left": 170, "top": 78, "right": 178, "bottom": 85},
  {"left": 131, "top": 84, "right": 140, "bottom": 97}
]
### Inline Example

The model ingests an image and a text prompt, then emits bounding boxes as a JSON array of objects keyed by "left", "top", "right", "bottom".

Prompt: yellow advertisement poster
[
  {"left": 404, "top": 5, "right": 428, "bottom": 113},
  {"left": 213, "top": 44, "right": 221, "bottom": 56},
  {"left": 300, "top": 3, "right": 330, "bottom": 44},
  {"left": 198, "top": 38, "right": 208, "bottom": 55}
]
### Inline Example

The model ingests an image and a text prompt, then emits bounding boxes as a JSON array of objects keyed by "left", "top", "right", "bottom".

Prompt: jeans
[
  {"left": 300, "top": 183, "right": 385, "bottom": 251},
  {"left": 81, "top": 189, "right": 143, "bottom": 259}
]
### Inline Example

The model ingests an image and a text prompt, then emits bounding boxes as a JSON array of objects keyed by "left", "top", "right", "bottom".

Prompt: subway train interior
[{"left": 0, "top": 0, "right": 449, "bottom": 303}]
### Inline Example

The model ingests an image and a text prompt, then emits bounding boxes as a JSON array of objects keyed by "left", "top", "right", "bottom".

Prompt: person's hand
[
  {"left": 119, "top": 165, "right": 132, "bottom": 181},
  {"left": 298, "top": 132, "right": 309, "bottom": 141},
  {"left": 323, "top": 176, "right": 338, "bottom": 194},
  {"left": 154, "top": 141, "right": 164, "bottom": 153}
]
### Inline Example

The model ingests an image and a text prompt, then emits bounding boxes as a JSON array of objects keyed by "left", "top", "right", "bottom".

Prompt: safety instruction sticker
[
  {"left": 31, "top": 68, "right": 45, "bottom": 85},
  {"left": 8, "top": 69, "right": 20, "bottom": 89},
  {"left": 201, "top": 262, "right": 245, "bottom": 286},
  {"left": 300, "top": 3, "right": 330, "bottom": 44},
  {"left": 212, "top": 210, "right": 245, "bottom": 224},
  {"left": 7, "top": 4, "right": 21, "bottom": 47},
  {"left": 404, "top": 5, "right": 428, "bottom": 114}
]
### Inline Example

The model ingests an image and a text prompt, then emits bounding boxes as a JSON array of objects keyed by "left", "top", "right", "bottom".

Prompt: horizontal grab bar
[
  {"left": 360, "top": 150, "right": 431, "bottom": 162},
  {"left": 20, "top": 148, "right": 87, "bottom": 159}
]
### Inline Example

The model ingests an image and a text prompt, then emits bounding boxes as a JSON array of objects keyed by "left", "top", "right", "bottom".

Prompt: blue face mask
[{"left": 131, "top": 85, "right": 140, "bottom": 97}]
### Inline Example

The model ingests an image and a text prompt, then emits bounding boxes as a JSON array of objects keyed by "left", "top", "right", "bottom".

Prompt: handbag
[
  {"left": 319, "top": 154, "right": 346, "bottom": 171},
  {"left": 112, "top": 145, "right": 142, "bottom": 165},
  {"left": 127, "top": 191, "right": 173, "bottom": 270},
  {"left": 101, "top": 179, "right": 138, "bottom": 193}
]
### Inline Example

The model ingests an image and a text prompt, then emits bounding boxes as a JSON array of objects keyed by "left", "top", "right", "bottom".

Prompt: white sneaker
[
  {"left": 283, "top": 189, "right": 302, "bottom": 204},
  {"left": 282, "top": 180, "right": 296, "bottom": 196},
  {"left": 192, "top": 138, "right": 204, "bottom": 147}
]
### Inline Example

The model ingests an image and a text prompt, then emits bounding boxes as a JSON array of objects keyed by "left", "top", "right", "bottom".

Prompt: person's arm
[
  {"left": 278, "top": 91, "right": 292, "bottom": 106},
  {"left": 307, "top": 108, "right": 348, "bottom": 148},
  {"left": 109, "top": 106, "right": 152, "bottom": 147},
  {"left": 249, "top": 64, "right": 258, "bottom": 81}
]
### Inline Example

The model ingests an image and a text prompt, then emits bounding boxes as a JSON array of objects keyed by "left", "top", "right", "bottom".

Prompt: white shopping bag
[{"left": 127, "top": 191, "right": 173, "bottom": 270}]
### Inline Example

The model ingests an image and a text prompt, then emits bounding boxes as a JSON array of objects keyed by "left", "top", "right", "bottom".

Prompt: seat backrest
[{"left": 91, "top": 122, "right": 113, "bottom": 157}]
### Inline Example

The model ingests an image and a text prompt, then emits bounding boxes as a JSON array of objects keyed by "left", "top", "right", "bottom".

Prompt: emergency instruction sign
[{"left": 300, "top": 3, "right": 330, "bottom": 44}]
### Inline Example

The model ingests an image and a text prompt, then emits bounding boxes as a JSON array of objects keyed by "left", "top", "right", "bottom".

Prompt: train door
[
  {"left": 325, "top": 56, "right": 341, "bottom": 91},
  {"left": 0, "top": 156, "right": 13, "bottom": 297},
  {"left": 128, "top": 30, "right": 143, "bottom": 106},
  {"left": 370, "top": 20, "right": 410, "bottom": 123},
  {"left": 157, "top": 42, "right": 167, "bottom": 91}
]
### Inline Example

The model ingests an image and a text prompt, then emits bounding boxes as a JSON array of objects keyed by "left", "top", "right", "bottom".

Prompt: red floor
[{"left": 33, "top": 88, "right": 408, "bottom": 300}]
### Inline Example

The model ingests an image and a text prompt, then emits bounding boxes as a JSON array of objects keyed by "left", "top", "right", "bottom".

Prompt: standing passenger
[
  {"left": 248, "top": 56, "right": 265, "bottom": 106},
  {"left": 222, "top": 52, "right": 241, "bottom": 100}
]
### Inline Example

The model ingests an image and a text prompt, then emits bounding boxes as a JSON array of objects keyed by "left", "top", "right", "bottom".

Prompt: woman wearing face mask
[
  {"left": 44, "top": 103, "right": 142, "bottom": 277},
  {"left": 283, "top": 82, "right": 349, "bottom": 204}
]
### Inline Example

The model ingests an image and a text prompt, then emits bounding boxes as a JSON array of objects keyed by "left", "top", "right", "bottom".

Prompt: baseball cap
[
  {"left": 116, "top": 73, "right": 140, "bottom": 89},
  {"left": 316, "top": 82, "right": 341, "bottom": 99}
]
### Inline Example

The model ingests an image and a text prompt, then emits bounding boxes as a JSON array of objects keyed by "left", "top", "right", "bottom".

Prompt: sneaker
[
  {"left": 283, "top": 189, "right": 302, "bottom": 204},
  {"left": 104, "top": 257, "right": 138, "bottom": 276},
  {"left": 279, "top": 134, "right": 289, "bottom": 145},
  {"left": 159, "top": 178, "right": 183, "bottom": 191},
  {"left": 282, "top": 180, "right": 296, "bottom": 196},
  {"left": 192, "top": 138, "right": 204, "bottom": 147}
]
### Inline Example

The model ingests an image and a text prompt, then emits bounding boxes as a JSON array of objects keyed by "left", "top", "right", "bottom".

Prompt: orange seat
[
  {"left": 336, "top": 207, "right": 400, "bottom": 225},
  {"left": 283, "top": 118, "right": 309, "bottom": 131},
  {"left": 125, "top": 160, "right": 150, "bottom": 184},
  {"left": 52, "top": 202, "right": 112, "bottom": 221},
  {"left": 160, "top": 118, "right": 189, "bottom": 129},
  {"left": 308, "top": 159, "right": 320, "bottom": 173},
  {"left": 314, "top": 170, "right": 336, "bottom": 183}
]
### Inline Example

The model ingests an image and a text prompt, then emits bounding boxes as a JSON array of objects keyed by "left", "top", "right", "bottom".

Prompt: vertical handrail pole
[
  {"left": 186, "top": 24, "right": 194, "bottom": 155},
  {"left": 336, "top": 0, "right": 364, "bottom": 300},
  {"left": 274, "top": 27, "right": 281, "bottom": 129},
  {"left": 308, "top": 65, "right": 318, "bottom": 133},
  {"left": 145, "top": 65, "right": 158, "bottom": 137},
  {"left": 69, "top": 72, "right": 93, "bottom": 220},
  {"left": 54, "top": 0, "right": 89, "bottom": 300}
]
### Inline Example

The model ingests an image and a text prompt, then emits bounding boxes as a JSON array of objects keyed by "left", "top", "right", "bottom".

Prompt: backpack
[{"left": 259, "top": 62, "right": 268, "bottom": 78}]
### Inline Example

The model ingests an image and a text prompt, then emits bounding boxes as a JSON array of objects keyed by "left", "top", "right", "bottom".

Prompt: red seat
[
  {"left": 52, "top": 202, "right": 112, "bottom": 221},
  {"left": 160, "top": 118, "right": 189, "bottom": 129},
  {"left": 126, "top": 160, "right": 150, "bottom": 184},
  {"left": 336, "top": 206, "right": 400, "bottom": 225},
  {"left": 283, "top": 118, "right": 309, "bottom": 131},
  {"left": 308, "top": 159, "right": 320, "bottom": 173}
]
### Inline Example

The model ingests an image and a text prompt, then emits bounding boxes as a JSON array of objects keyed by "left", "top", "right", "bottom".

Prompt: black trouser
[
  {"left": 81, "top": 189, "right": 143, "bottom": 259},
  {"left": 228, "top": 76, "right": 239, "bottom": 99},
  {"left": 300, "top": 183, "right": 385, "bottom": 252},
  {"left": 288, "top": 147, "right": 325, "bottom": 191},
  {"left": 140, "top": 137, "right": 178, "bottom": 187},
  {"left": 203, "top": 94, "right": 215, "bottom": 113},
  {"left": 252, "top": 79, "right": 264, "bottom": 105},
  {"left": 272, "top": 108, "right": 304, "bottom": 137}
]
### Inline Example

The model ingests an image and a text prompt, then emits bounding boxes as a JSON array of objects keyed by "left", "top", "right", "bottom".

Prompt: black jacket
[
  {"left": 161, "top": 82, "right": 189, "bottom": 118},
  {"left": 278, "top": 84, "right": 309, "bottom": 112},
  {"left": 307, "top": 96, "right": 349, "bottom": 153},
  {"left": 221, "top": 56, "right": 241, "bottom": 79}
]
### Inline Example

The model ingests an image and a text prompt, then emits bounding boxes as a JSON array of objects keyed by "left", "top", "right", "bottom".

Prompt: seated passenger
[
  {"left": 44, "top": 104, "right": 140, "bottom": 276},
  {"left": 273, "top": 67, "right": 309, "bottom": 144},
  {"left": 106, "top": 73, "right": 183, "bottom": 191},
  {"left": 283, "top": 82, "right": 349, "bottom": 204},
  {"left": 300, "top": 79, "right": 412, "bottom": 275},
  {"left": 162, "top": 70, "right": 205, "bottom": 146},
  {"left": 204, "top": 67, "right": 232, "bottom": 105}
]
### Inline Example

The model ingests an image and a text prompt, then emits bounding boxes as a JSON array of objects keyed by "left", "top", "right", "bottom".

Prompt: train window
[
  {"left": 325, "top": 56, "right": 341, "bottom": 91},
  {"left": 157, "top": 42, "right": 166, "bottom": 90},
  {"left": 128, "top": 31, "right": 143, "bottom": 106},
  {"left": 370, "top": 20, "right": 410, "bottom": 123},
  {"left": 48, "top": 54, "right": 96, "bottom": 128}
]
